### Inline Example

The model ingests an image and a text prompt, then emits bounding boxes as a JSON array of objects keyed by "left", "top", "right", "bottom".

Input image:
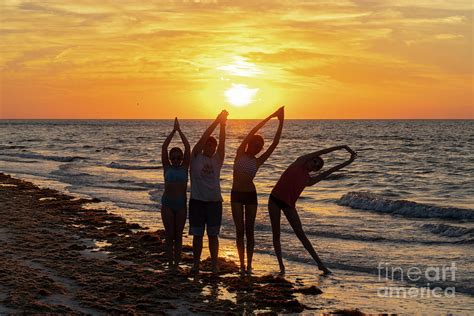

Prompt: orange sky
[{"left": 1, "top": 0, "right": 473, "bottom": 119}]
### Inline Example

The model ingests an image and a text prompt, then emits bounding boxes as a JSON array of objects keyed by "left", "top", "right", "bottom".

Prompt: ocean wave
[
  {"left": 253, "top": 223, "right": 453, "bottom": 245},
  {"left": 50, "top": 166, "right": 94, "bottom": 179},
  {"left": 21, "top": 138, "right": 43, "bottom": 142},
  {"left": 52, "top": 169, "right": 162, "bottom": 192},
  {"left": 0, "top": 156, "right": 38, "bottom": 163},
  {"left": 0, "top": 145, "right": 27, "bottom": 150},
  {"left": 135, "top": 181, "right": 160, "bottom": 189},
  {"left": 103, "top": 147, "right": 119, "bottom": 151},
  {"left": 324, "top": 173, "right": 349, "bottom": 181},
  {"left": 295, "top": 195, "right": 316, "bottom": 202},
  {"left": 338, "top": 192, "right": 474, "bottom": 220},
  {"left": 116, "top": 179, "right": 161, "bottom": 190},
  {"left": 421, "top": 223, "right": 474, "bottom": 239},
  {"left": 107, "top": 162, "right": 161, "bottom": 170},
  {"left": 0, "top": 152, "right": 87, "bottom": 163},
  {"left": 149, "top": 189, "right": 162, "bottom": 203},
  {"left": 456, "top": 239, "right": 474, "bottom": 244},
  {"left": 117, "top": 179, "right": 135, "bottom": 184},
  {"left": 96, "top": 184, "right": 149, "bottom": 192}
]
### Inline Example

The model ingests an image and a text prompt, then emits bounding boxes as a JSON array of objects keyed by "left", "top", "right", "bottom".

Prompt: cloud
[
  {"left": 353, "top": 0, "right": 473, "bottom": 11},
  {"left": 1, "top": 0, "right": 472, "bottom": 117},
  {"left": 405, "top": 33, "right": 465, "bottom": 46}
]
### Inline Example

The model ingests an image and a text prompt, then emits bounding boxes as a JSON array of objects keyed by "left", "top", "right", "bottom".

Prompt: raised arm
[
  {"left": 175, "top": 118, "right": 191, "bottom": 168},
  {"left": 294, "top": 145, "right": 346, "bottom": 166},
  {"left": 217, "top": 110, "right": 228, "bottom": 163},
  {"left": 161, "top": 121, "right": 177, "bottom": 169},
  {"left": 191, "top": 111, "right": 224, "bottom": 157},
  {"left": 256, "top": 107, "right": 284, "bottom": 167},
  {"left": 236, "top": 107, "right": 282, "bottom": 157},
  {"left": 307, "top": 146, "right": 357, "bottom": 186}
]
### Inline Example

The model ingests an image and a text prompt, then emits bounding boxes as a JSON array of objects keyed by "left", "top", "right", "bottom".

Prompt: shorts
[
  {"left": 230, "top": 190, "right": 258, "bottom": 205},
  {"left": 269, "top": 194, "right": 291, "bottom": 210},
  {"left": 188, "top": 199, "right": 223, "bottom": 237}
]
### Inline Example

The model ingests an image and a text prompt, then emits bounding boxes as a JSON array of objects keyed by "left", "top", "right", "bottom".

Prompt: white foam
[
  {"left": 338, "top": 192, "right": 474, "bottom": 220},
  {"left": 107, "top": 162, "right": 161, "bottom": 170},
  {"left": 421, "top": 223, "right": 474, "bottom": 238},
  {"left": 0, "top": 152, "right": 86, "bottom": 162}
]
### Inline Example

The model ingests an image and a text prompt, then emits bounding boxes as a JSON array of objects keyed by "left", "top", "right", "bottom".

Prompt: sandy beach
[{"left": 0, "top": 173, "right": 362, "bottom": 314}]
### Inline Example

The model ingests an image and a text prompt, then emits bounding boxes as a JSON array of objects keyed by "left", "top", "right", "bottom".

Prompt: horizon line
[{"left": 0, "top": 118, "right": 473, "bottom": 121}]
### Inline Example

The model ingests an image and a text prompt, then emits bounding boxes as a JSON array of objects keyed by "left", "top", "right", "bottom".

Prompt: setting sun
[{"left": 224, "top": 83, "right": 259, "bottom": 107}]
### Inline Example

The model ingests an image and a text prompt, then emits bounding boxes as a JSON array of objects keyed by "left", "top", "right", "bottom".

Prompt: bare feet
[
  {"left": 278, "top": 263, "right": 285, "bottom": 276},
  {"left": 211, "top": 265, "right": 220, "bottom": 275},
  {"left": 246, "top": 266, "right": 253, "bottom": 275},
  {"left": 239, "top": 266, "right": 246, "bottom": 276},
  {"left": 174, "top": 265, "right": 184, "bottom": 274},
  {"left": 167, "top": 262, "right": 176, "bottom": 272}
]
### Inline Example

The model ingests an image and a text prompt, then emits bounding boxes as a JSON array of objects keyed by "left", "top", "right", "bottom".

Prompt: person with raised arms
[
  {"left": 161, "top": 118, "right": 190, "bottom": 271},
  {"left": 189, "top": 110, "right": 228, "bottom": 274},
  {"left": 231, "top": 106, "right": 284, "bottom": 274}
]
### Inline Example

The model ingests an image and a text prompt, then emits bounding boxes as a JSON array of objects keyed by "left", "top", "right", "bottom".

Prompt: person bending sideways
[
  {"left": 268, "top": 145, "right": 357, "bottom": 275},
  {"left": 189, "top": 110, "right": 228, "bottom": 274}
]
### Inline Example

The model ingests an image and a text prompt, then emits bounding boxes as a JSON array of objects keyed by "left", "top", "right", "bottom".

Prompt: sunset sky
[{"left": 1, "top": 0, "right": 473, "bottom": 119}]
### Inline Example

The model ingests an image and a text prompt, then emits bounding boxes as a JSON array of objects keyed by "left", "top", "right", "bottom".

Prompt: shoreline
[{"left": 0, "top": 173, "right": 361, "bottom": 314}]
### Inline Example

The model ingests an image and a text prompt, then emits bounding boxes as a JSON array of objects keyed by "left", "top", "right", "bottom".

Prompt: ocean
[{"left": 1, "top": 119, "right": 473, "bottom": 313}]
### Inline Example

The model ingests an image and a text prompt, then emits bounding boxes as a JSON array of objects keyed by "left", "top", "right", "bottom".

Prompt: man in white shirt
[{"left": 189, "top": 110, "right": 228, "bottom": 274}]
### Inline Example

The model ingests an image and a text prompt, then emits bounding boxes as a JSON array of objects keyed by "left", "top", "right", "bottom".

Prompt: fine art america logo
[{"left": 377, "top": 262, "right": 456, "bottom": 298}]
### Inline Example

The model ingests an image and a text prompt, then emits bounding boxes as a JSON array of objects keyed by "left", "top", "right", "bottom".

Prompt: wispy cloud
[{"left": 0, "top": 0, "right": 472, "bottom": 118}]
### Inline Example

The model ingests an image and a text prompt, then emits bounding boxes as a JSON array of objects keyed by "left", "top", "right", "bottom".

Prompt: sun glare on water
[{"left": 225, "top": 84, "right": 259, "bottom": 107}]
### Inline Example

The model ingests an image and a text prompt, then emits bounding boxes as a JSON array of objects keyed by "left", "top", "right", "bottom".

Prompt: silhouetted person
[
  {"left": 268, "top": 145, "right": 357, "bottom": 275},
  {"left": 189, "top": 110, "right": 228, "bottom": 274},
  {"left": 161, "top": 118, "right": 190, "bottom": 271},
  {"left": 231, "top": 106, "right": 284, "bottom": 274}
]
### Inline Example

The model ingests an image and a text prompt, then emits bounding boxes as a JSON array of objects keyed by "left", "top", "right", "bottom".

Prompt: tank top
[
  {"left": 233, "top": 154, "right": 258, "bottom": 179},
  {"left": 271, "top": 163, "right": 310, "bottom": 208}
]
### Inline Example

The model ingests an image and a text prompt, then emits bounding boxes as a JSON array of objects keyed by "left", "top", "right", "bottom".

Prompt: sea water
[{"left": 1, "top": 119, "right": 473, "bottom": 313}]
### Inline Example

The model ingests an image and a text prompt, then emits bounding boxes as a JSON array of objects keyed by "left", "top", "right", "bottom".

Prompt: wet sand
[{"left": 0, "top": 173, "right": 365, "bottom": 314}]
